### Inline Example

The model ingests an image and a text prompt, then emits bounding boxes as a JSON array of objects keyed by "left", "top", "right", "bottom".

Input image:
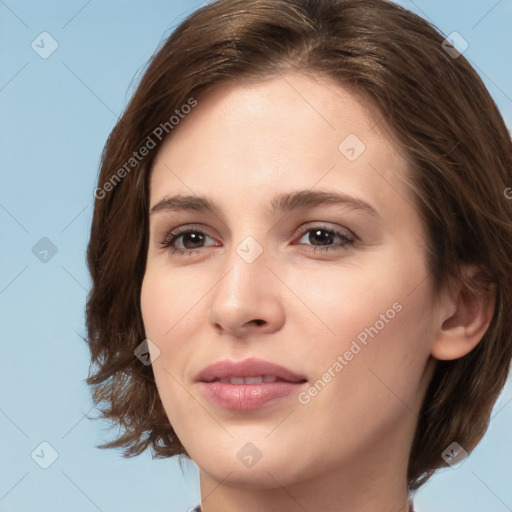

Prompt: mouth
[
  {"left": 196, "top": 358, "right": 308, "bottom": 411},
  {"left": 207, "top": 375, "right": 306, "bottom": 385}
]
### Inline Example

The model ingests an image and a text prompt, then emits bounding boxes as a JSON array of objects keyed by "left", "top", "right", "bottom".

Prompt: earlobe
[{"left": 431, "top": 267, "right": 496, "bottom": 361}]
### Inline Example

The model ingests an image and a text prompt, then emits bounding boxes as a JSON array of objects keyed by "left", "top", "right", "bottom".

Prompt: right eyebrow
[{"left": 150, "top": 194, "right": 220, "bottom": 216}]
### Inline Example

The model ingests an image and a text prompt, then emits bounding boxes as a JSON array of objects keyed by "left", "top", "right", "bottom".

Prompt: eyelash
[{"left": 158, "top": 224, "right": 355, "bottom": 256}]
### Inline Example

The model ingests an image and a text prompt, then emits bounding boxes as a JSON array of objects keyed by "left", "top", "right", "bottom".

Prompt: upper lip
[{"left": 196, "top": 358, "right": 307, "bottom": 383}]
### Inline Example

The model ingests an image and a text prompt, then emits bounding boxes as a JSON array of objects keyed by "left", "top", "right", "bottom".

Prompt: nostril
[{"left": 252, "top": 319, "right": 265, "bottom": 326}]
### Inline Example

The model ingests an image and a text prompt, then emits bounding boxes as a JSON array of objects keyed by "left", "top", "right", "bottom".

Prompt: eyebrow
[{"left": 149, "top": 190, "right": 381, "bottom": 219}]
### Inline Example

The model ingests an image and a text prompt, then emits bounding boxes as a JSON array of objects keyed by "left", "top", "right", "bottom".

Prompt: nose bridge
[
  {"left": 216, "top": 232, "right": 269, "bottom": 301},
  {"left": 208, "top": 230, "right": 284, "bottom": 334}
]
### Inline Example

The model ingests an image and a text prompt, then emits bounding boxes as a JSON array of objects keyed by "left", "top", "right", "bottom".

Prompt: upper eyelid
[
  {"left": 295, "top": 222, "right": 353, "bottom": 236},
  {"left": 161, "top": 221, "right": 352, "bottom": 234}
]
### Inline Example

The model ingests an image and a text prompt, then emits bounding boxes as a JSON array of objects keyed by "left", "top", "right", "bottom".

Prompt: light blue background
[{"left": 1, "top": 1, "right": 511, "bottom": 511}]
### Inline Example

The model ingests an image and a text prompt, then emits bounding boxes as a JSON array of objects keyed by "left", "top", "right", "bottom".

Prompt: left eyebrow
[
  {"left": 269, "top": 190, "right": 381, "bottom": 219},
  {"left": 149, "top": 189, "right": 381, "bottom": 220}
]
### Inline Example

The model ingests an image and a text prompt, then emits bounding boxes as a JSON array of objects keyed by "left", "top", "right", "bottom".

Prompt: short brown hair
[{"left": 85, "top": 0, "right": 512, "bottom": 492}]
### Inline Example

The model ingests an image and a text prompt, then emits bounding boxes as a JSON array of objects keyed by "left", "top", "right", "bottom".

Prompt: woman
[{"left": 85, "top": 0, "right": 512, "bottom": 510}]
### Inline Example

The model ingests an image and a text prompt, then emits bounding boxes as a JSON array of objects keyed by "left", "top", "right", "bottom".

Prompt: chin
[
  {"left": 202, "top": 459, "right": 298, "bottom": 490},
  {"left": 191, "top": 436, "right": 315, "bottom": 489}
]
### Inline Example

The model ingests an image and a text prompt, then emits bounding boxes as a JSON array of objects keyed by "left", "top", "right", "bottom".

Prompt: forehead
[{"left": 149, "top": 73, "right": 414, "bottom": 220}]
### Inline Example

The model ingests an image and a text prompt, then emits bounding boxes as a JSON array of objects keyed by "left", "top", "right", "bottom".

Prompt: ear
[{"left": 431, "top": 265, "right": 496, "bottom": 361}]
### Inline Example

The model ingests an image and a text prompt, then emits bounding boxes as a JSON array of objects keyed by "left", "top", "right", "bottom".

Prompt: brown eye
[
  {"left": 295, "top": 226, "right": 355, "bottom": 252},
  {"left": 159, "top": 227, "right": 218, "bottom": 255}
]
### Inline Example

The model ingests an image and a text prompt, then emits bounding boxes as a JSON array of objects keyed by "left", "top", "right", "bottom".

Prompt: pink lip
[{"left": 196, "top": 358, "right": 308, "bottom": 411}]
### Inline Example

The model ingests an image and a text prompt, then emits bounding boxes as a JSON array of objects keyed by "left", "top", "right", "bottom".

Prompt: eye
[
  {"left": 158, "top": 223, "right": 355, "bottom": 256},
  {"left": 293, "top": 224, "right": 355, "bottom": 252},
  {"left": 158, "top": 226, "right": 218, "bottom": 256}
]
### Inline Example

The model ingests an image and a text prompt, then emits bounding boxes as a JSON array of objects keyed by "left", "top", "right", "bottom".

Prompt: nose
[{"left": 208, "top": 240, "right": 285, "bottom": 338}]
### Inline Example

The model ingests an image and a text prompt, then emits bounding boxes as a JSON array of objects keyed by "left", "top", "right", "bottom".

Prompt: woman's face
[{"left": 141, "top": 73, "right": 439, "bottom": 492}]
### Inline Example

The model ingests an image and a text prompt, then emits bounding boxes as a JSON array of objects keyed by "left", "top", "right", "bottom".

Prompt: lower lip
[{"left": 198, "top": 380, "right": 308, "bottom": 410}]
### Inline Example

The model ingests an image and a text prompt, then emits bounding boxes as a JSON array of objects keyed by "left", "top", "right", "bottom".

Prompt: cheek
[
  {"left": 288, "top": 245, "right": 434, "bottom": 396},
  {"left": 284, "top": 248, "right": 426, "bottom": 343},
  {"left": 140, "top": 270, "right": 183, "bottom": 386},
  {"left": 297, "top": 257, "right": 433, "bottom": 411},
  {"left": 140, "top": 265, "right": 205, "bottom": 343},
  {"left": 140, "top": 275, "right": 173, "bottom": 340},
  {"left": 140, "top": 266, "right": 209, "bottom": 413}
]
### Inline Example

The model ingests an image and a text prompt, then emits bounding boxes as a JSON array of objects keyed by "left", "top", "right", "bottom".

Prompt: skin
[{"left": 140, "top": 72, "right": 495, "bottom": 512}]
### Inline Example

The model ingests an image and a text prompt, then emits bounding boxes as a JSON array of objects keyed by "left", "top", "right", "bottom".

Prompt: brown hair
[{"left": 85, "top": 0, "right": 512, "bottom": 492}]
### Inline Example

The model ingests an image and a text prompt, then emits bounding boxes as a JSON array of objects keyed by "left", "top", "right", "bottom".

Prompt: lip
[
  {"left": 196, "top": 358, "right": 308, "bottom": 411},
  {"left": 196, "top": 357, "right": 307, "bottom": 383}
]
